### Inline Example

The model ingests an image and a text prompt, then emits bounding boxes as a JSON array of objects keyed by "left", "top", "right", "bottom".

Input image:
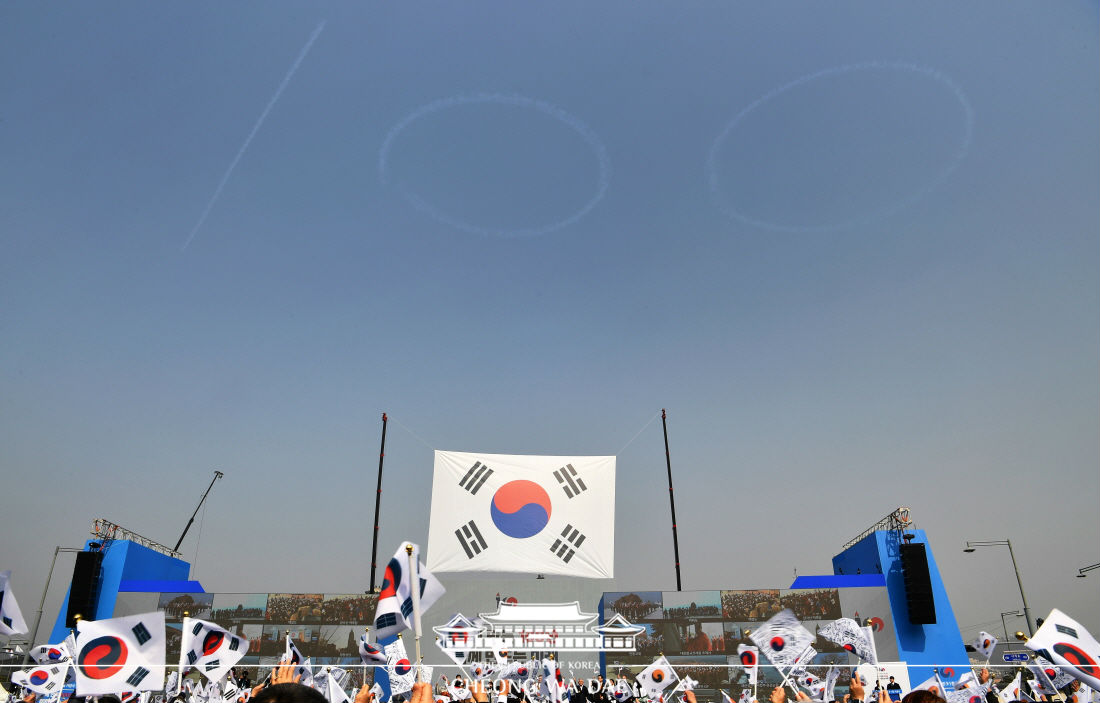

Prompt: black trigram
[
  {"left": 399, "top": 576, "right": 432, "bottom": 618},
  {"left": 455, "top": 520, "right": 488, "bottom": 559},
  {"left": 1, "top": 615, "right": 10, "bottom": 628},
  {"left": 553, "top": 464, "right": 587, "bottom": 498},
  {"left": 131, "top": 622, "right": 152, "bottom": 645},
  {"left": 228, "top": 637, "right": 241, "bottom": 651},
  {"left": 126, "top": 667, "right": 151, "bottom": 686},
  {"left": 549, "top": 524, "right": 586, "bottom": 563},
  {"left": 186, "top": 650, "right": 198, "bottom": 665},
  {"left": 205, "top": 659, "right": 221, "bottom": 672},
  {"left": 1056, "top": 624, "right": 1078, "bottom": 638},
  {"left": 191, "top": 622, "right": 204, "bottom": 635},
  {"left": 375, "top": 613, "right": 398, "bottom": 630},
  {"left": 458, "top": 462, "right": 494, "bottom": 495}
]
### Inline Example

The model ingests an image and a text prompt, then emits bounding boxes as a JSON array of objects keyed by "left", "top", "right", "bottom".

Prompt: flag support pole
[
  {"left": 776, "top": 644, "right": 813, "bottom": 699},
  {"left": 405, "top": 544, "right": 424, "bottom": 683},
  {"left": 370, "top": 413, "right": 388, "bottom": 593},
  {"left": 660, "top": 409, "right": 683, "bottom": 591},
  {"left": 177, "top": 616, "right": 190, "bottom": 696}
]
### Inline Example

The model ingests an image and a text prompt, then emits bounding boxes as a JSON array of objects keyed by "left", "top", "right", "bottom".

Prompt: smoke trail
[
  {"left": 706, "top": 61, "right": 974, "bottom": 233},
  {"left": 378, "top": 93, "right": 611, "bottom": 238},
  {"left": 181, "top": 20, "right": 326, "bottom": 251}
]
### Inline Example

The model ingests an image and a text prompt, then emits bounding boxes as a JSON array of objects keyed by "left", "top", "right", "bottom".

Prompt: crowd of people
[
  {"left": 664, "top": 604, "right": 721, "bottom": 619},
  {"left": 4, "top": 657, "right": 1093, "bottom": 703},
  {"left": 161, "top": 595, "right": 213, "bottom": 620},
  {"left": 609, "top": 596, "right": 662, "bottom": 622},
  {"left": 267, "top": 597, "right": 324, "bottom": 624},
  {"left": 777, "top": 591, "right": 841, "bottom": 621},
  {"left": 321, "top": 598, "right": 376, "bottom": 625},
  {"left": 720, "top": 592, "right": 781, "bottom": 621},
  {"left": 213, "top": 606, "right": 266, "bottom": 623}
]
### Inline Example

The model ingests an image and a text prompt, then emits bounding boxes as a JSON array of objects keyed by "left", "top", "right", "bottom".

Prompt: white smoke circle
[
  {"left": 707, "top": 61, "right": 974, "bottom": 233},
  {"left": 379, "top": 94, "right": 611, "bottom": 238}
]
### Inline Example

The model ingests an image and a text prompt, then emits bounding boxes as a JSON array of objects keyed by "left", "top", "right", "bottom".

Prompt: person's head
[
  {"left": 253, "top": 684, "right": 328, "bottom": 703},
  {"left": 889, "top": 678, "right": 895, "bottom": 683},
  {"left": 901, "top": 691, "right": 946, "bottom": 703}
]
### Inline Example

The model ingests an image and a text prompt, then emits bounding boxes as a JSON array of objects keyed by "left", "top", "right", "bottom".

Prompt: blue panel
[
  {"left": 831, "top": 530, "right": 969, "bottom": 684},
  {"left": 832, "top": 532, "right": 885, "bottom": 576},
  {"left": 789, "top": 574, "right": 886, "bottom": 589},
  {"left": 49, "top": 539, "right": 191, "bottom": 641},
  {"left": 118, "top": 579, "right": 205, "bottom": 592}
]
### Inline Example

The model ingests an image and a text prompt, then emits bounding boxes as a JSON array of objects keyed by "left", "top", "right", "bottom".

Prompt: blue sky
[{"left": 1, "top": 1, "right": 1097, "bottom": 639}]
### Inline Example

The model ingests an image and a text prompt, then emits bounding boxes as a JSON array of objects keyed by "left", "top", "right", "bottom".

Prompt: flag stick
[
  {"left": 932, "top": 671, "right": 946, "bottom": 701},
  {"left": 369, "top": 413, "right": 388, "bottom": 593},
  {"left": 660, "top": 409, "right": 683, "bottom": 591},
  {"left": 177, "top": 617, "right": 189, "bottom": 696},
  {"left": 405, "top": 544, "right": 424, "bottom": 683},
  {"left": 1034, "top": 664, "right": 1066, "bottom": 703},
  {"left": 777, "top": 645, "right": 813, "bottom": 698}
]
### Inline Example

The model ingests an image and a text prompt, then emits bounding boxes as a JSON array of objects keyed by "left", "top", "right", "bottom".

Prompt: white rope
[{"left": 616, "top": 411, "right": 661, "bottom": 455}]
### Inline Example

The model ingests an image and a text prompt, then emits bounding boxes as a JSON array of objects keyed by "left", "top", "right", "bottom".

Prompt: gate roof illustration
[
  {"left": 482, "top": 602, "right": 597, "bottom": 624},
  {"left": 434, "top": 602, "right": 642, "bottom": 653}
]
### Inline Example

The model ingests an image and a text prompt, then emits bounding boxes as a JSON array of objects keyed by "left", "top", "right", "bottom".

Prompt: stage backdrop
[
  {"left": 599, "top": 586, "right": 898, "bottom": 693},
  {"left": 112, "top": 576, "right": 609, "bottom": 683},
  {"left": 427, "top": 451, "right": 616, "bottom": 578},
  {"left": 113, "top": 582, "right": 892, "bottom": 695}
]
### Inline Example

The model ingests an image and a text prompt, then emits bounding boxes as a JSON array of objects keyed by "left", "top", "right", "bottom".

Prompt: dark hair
[
  {"left": 901, "top": 691, "right": 946, "bottom": 703},
  {"left": 252, "top": 684, "right": 329, "bottom": 703}
]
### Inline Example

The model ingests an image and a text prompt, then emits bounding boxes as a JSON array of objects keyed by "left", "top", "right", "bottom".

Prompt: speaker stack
[
  {"left": 65, "top": 550, "right": 104, "bottom": 627},
  {"left": 900, "top": 541, "right": 937, "bottom": 624}
]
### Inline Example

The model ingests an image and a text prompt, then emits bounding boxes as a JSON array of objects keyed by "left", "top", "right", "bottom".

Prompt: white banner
[{"left": 427, "top": 451, "right": 615, "bottom": 578}]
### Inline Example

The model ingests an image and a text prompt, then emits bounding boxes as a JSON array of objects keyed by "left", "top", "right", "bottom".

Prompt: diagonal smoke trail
[{"left": 181, "top": 20, "right": 326, "bottom": 251}]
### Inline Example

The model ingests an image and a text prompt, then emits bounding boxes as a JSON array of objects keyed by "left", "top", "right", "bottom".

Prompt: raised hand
[
  {"left": 471, "top": 680, "right": 490, "bottom": 703},
  {"left": 270, "top": 660, "right": 302, "bottom": 685},
  {"left": 412, "top": 682, "right": 435, "bottom": 703}
]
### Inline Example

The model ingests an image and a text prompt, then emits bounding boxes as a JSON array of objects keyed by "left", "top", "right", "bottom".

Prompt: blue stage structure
[
  {"left": 48, "top": 537, "right": 199, "bottom": 643},
  {"left": 51, "top": 508, "right": 968, "bottom": 694},
  {"left": 829, "top": 523, "right": 968, "bottom": 685}
]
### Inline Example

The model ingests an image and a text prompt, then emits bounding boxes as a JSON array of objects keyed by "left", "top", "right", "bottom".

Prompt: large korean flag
[
  {"left": 1026, "top": 608, "right": 1100, "bottom": 690},
  {"left": 427, "top": 451, "right": 615, "bottom": 578},
  {"left": 75, "top": 611, "right": 165, "bottom": 695}
]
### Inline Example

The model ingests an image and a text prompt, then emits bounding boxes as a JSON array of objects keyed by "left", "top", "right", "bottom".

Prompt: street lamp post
[
  {"left": 1000, "top": 610, "right": 1023, "bottom": 644},
  {"left": 23, "top": 546, "right": 83, "bottom": 665},
  {"left": 964, "top": 539, "right": 1034, "bottom": 636},
  {"left": 1077, "top": 563, "right": 1099, "bottom": 578}
]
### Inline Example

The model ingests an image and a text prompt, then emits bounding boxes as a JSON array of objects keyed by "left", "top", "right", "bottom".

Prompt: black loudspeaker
[
  {"left": 65, "top": 551, "right": 103, "bottom": 627},
  {"left": 900, "top": 542, "right": 937, "bottom": 624}
]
